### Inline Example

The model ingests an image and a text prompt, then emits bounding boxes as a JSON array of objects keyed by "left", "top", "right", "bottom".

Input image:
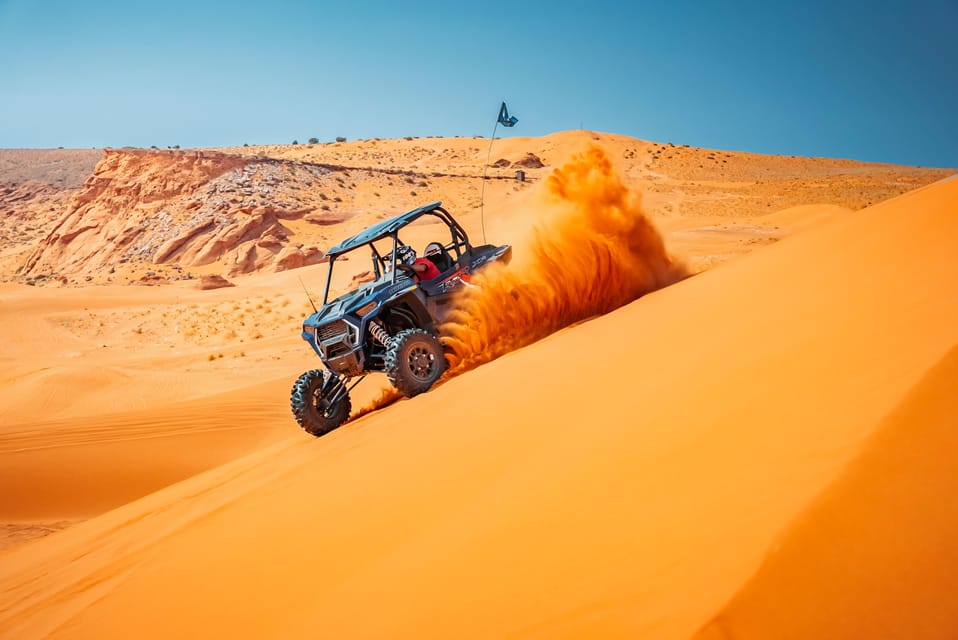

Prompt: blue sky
[{"left": 2, "top": 0, "right": 956, "bottom": 167}]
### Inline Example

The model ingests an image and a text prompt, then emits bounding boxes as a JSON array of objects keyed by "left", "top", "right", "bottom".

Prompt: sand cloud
[
  {"left": 441, "top": 145, "right": 688, "bottom": 374},
  {"left": 356, "top": 145, "right": 687, "bottom": 416}
]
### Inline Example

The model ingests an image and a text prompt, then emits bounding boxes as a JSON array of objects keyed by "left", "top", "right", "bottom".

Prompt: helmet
[
  {"left": 394, "top": 245, "right": 416, "bottom": 266},
  {"left": 424, "top": 242, "right": 443, "bottom": 257}
]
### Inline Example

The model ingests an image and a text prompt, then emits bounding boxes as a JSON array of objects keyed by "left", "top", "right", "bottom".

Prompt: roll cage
[{"left": 321, "top": 201, "right": 473, "bottom": 304}]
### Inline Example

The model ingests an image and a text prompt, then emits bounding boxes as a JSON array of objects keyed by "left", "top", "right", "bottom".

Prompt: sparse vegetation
[
  {"left": 335, "top": 136, "right": 347, "bottom": 143},
  {"left": 308, "top": 137, "right": 319, "bottom": 145}
]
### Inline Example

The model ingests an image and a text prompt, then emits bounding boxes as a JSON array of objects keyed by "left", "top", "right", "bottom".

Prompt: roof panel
[{"left": 326, "top": 201, "right": 443, "bottom": 257}]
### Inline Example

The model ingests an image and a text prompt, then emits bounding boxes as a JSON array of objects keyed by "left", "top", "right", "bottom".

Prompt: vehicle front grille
[
  {"left": 317, "top": 320, "right": 349, "bottom": 342},
  {"left": 315, "top": 319, "right": 358, "bottom": 362}
]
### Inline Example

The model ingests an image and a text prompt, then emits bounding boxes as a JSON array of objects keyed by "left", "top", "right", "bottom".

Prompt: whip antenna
[
  {"left": 480, "top": 101, "right": 518, "bottom": 244},
  {"left": 299, "top": 276, "right": 318, "bottom": 313}
]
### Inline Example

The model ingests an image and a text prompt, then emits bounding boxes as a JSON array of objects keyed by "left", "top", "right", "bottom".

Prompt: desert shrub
[
  {"left": 308, "top": 137, "right": 319, "bottom": 144},
  {"left": 335, "top": 136, "right": 346, "bottom": 143},
  {"left": 292, "top": 140, "right": 299, "bottom": 145}
]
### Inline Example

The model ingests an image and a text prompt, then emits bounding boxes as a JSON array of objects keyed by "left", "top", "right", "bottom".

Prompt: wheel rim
[
  {"left": 311, "top": 386, "right": 337, "bottom": 418},
  {"left": 407, "top": 344, "right": 435, "bottom": 380}
]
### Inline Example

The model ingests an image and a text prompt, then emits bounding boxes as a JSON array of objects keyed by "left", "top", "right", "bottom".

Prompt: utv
[{"left": 291, "top": 201, "right": 512, "bottom": 436}]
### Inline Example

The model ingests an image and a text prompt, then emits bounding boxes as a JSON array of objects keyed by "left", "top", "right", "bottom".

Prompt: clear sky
[{"left": 2, "top": 0, "right": 956, "bottom": 167}]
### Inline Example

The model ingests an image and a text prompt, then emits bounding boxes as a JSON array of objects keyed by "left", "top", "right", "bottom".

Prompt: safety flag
[{"left": 497, "top": 101, "right": 518, "bottom": 127}]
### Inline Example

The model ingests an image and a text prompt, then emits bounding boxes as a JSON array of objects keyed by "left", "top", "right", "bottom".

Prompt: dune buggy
[{"left": 291, "top": 201, "right": 511, "bottom": 436}]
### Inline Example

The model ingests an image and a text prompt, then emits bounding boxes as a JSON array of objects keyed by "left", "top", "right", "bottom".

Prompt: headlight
[
  {"left": 302, "top": 325, "right": 316, "bottom": 337},
  {"left": 355, "top": 301, "right": 376, "bottom": 317}
]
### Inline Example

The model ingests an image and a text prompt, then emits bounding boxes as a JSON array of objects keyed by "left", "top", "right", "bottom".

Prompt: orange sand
[{"left": 0, "top": 135, "right": 955, "bottom": 638}]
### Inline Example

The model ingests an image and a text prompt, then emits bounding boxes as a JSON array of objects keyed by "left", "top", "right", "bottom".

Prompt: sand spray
[{"left": 354, "top": 145, "right": 688, "bottom": 417}]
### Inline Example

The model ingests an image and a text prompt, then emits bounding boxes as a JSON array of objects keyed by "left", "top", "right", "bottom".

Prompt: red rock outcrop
[
  {"left": 21, "top": 149, "right": 328, "bottom": 284},
  {"left": 197, "top": 274, "right": 235, "bottom": 290}
]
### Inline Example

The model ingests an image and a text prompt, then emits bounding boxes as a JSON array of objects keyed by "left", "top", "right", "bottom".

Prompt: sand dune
[
  {"left": 7, "top": 130, "right": 916, "bottom": 534},
  {"left": 0, "top": 378, "right": 295, "bottom": 521},
  {"left": 693, "top": 343, "right": 958, "bottom": 639},
  {"left": 0, "top": 159, "right": 954, "bottom": 639},
  {"left": 0, "top": 265, "right": 394, "bottom": 530}
]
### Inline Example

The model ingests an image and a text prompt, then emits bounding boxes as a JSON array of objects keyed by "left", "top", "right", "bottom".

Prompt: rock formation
[{"left": 21, "top": 149, "right": 331, "bottom": 283}]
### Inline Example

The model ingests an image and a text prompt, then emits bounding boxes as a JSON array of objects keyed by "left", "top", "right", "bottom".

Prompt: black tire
[
  {"left": 290, "top": 369, "right": 352, "bottom": 436},
  {"left": 385, "top": 328, "right": 447, "bottom": 397}
]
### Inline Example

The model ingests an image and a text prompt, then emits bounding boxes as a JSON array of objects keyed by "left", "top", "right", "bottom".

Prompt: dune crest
[{"left": 442, "top": 145, "right": 687, "bottom": 374}]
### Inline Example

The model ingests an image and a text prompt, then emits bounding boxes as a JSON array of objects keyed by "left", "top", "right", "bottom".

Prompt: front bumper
[{"left": 302, "top": 319, "right": 365, "bottom": 377}]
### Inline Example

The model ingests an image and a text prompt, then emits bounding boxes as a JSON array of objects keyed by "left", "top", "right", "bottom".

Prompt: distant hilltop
[{"left": 1, "top": 132, "right": 953, "bottom": 285}]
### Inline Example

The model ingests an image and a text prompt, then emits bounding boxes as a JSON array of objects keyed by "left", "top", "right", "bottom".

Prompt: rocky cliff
[{"left": 21, "top": 149, "right": 333, "bottom": 284}]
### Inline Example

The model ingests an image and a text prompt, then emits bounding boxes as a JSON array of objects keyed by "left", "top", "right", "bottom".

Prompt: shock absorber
[{"left": 369, "top": 321, "right": 393, "bottom": 347}]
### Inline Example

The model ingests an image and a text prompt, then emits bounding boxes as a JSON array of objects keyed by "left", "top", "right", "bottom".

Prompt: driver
[{"left": 394, "top": 245, "right": 441, "bottom": 283}]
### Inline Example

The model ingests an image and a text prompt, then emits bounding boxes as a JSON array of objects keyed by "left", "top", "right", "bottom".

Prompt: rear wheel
[
  {"left": 290, "top": 369, "right": 352, "bottom": 436},
  {"left": 385, "top": 328, "right": 447, "bottom": 397}
]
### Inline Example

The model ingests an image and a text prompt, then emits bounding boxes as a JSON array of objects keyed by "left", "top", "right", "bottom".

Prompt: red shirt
[{"left": 413, "top": 257, "right": 441, "bottom": 282}]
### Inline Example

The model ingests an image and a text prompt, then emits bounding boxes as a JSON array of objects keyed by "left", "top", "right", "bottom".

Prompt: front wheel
[
  {"left": 385, "top": 328, "right": 447, "bottom": 397},
  {"left": 290, "top": 369, "right": 352, "bottom": 436}
]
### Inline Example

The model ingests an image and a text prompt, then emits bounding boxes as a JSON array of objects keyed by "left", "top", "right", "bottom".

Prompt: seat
[{"left": 424, "top": 242, "right": 454, "bottom": 272}]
